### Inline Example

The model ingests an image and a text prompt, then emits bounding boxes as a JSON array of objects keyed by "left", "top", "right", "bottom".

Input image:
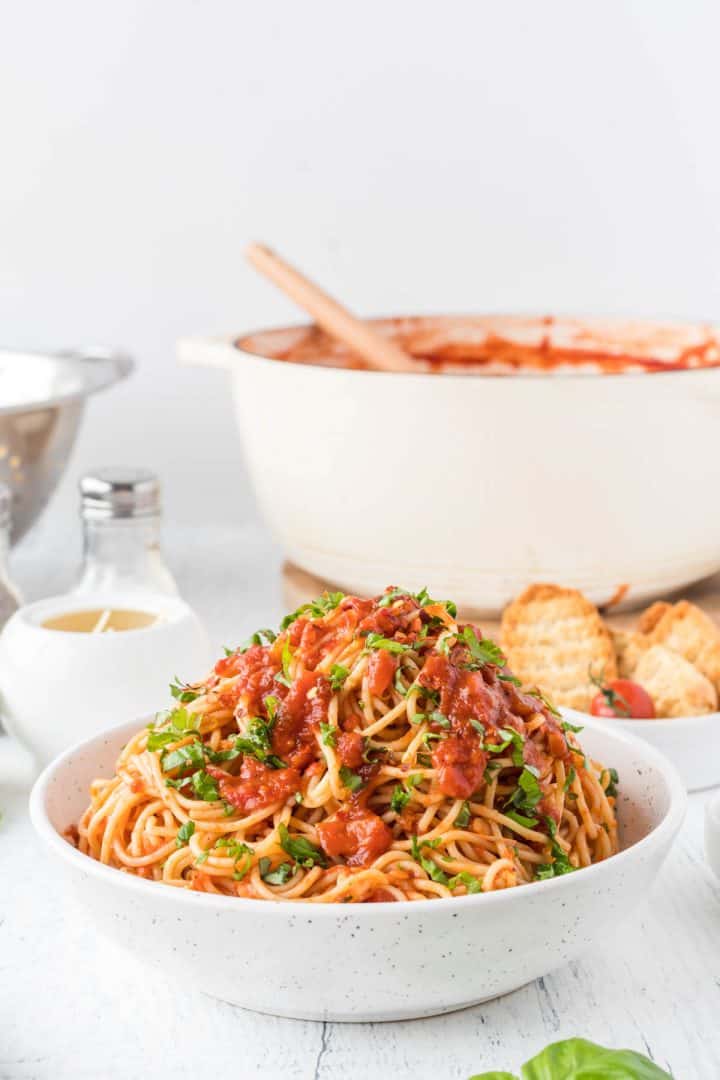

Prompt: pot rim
[{"left": 228, "top": 311, "right": 720, "bottom": 381}]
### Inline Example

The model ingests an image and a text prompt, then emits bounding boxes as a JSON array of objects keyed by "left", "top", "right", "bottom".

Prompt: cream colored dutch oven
[{"left": 179, "top": 314, "right": 720, "bottom": 615}]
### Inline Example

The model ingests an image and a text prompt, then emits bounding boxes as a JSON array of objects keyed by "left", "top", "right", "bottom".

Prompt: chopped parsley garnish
[
  {"left": 329, "top": 664, "right": 349, "bottom": 691},
  {"left": 161, "top": 739, "right": 207, "bottom": 773},
  {"left": 412, "top": 710, "right": 449, "bottom": 728},
  {"left": 225, "top": 628, "right": 277, "bottom": 656},
  {"left": 454, "top": 801, "right": 471, "bottom": 828},
  {"left": 191, "top": 770, "right": 220, "bottom": 802},
  {"left": 391, "top": 785, "right": 410, "bottom": 813},
  {"left": 447, "top": 870, "right": 482, "bottom": 893},
  {"left": 536, "top": 838, "right": 576, "bottom": 879},
  {"left": 460, "top": 626, "right": 505, "bottom": 669},
  {"left": 263, "top": 695, "right": 280, "bottom": 722},
  {"left": 561, "top": 719, "right": 584, "bottom": 734},
  {"left": 258, "top": 857, "right": 294, "bottom": 884},
  {"left": 484, "top": 726, "right": 525, "bottom": 766},
  {"left": 436, "top": 635, "right": 454, "bottom": 656},
  {"left": 563, "top": 766, "right": 577, "bottom": 793},
  {"left": 176, "top": 820, "right": 195, "bottom": 847},
  {"left": 364, "top": 632, "right": 412, "bottom": 655},
  {"left": 278, "top": 823, "right": 328, "bottom": 868},
  {"left": 505, "top": 765, "right": 543, "bottom": 818},
  {"left": 147, "top": 707, "right": 198, "bottom": 751},
  {"left": 339, "top": 765, "right": 363, "bottom": 792},
  {"left": 169, "top": 678, "right": 201, "bottom": 704},
  {"left": 281, "top": 591, "right": 345, "bottom": 630},
  {"left": 528, "top": 687, "right": 561, "bottom": 718},
  {"left": 498, "top": 672, "right": 522, "bottom": 687},
  {"left": 319, "top": 722, "right": 337, "bottom": 747},
  {"left": 215, "top": 837, "right": 254, "bottom": 880},
  {"left": 603, "top": 767, "right": 619, "bottom": 799},
  {"left": 233, "top": 717, "right": 285, "bottom": 768},
  {"left": 505, "top": 810, "right": 539, "bottom": 829},
  {"left": 378, "top": 587, "right": 412, "bottom": 608},
  {"left": 410, "top": 836, "right": 449, "bottom": 885}
]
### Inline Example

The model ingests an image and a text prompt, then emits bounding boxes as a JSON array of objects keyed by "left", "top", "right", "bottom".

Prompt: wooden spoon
[{"left": 245, "top": 243, "right": 417, "bottom": 373}]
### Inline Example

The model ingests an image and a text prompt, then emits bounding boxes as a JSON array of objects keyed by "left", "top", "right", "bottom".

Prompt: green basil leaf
[
  {"left": 364, "top": 632, "right": 411, "bottom": 655},
  {"left": 162, "top": 740, "right": 206, "bottom": 774},
  {"left": 410, "top": 835, "right": 449, "bottom": 885},
  {"left": 520, "top": 1037, "right": 671, "bottom": 1079},
  {"left": 258, "top": 856, "right": 294, "bottom": 884},
  {"left": 278, "top": 822, "right": 328, "bottom": 868},
  {"left": 391, "top": 784, "right": 410, "bottom": 813},
  {"left": 191, "top": 770, "right": 220, "bottom": 802},
  {"left": 319, "top": 722, "right": 337, "bottom": 747},
  {"left": 454, "top": 801, "right": 471, "bottom": 828},
  {"left": 339, "top": 765, "right": 364, "bottom": 792},
  {"left": 281, "top": 591, "right": 345, "bottom": 630},
  {"left": 176, "top": 820, "right": 195, "bottom": 847},
  {"left": 504, "top": 810, "right": 539, "bottom": 829},
  {"left": 329, "top": 664, "right": 349, "bottom": 691},
  {"left": 447, "top": 870, "right": 482, "bottom": 894},
  {"left": 460, "top": 626, "right": 505, "bottom": 668}
]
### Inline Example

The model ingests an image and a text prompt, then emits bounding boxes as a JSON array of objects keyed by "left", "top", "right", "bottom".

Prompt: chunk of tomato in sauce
[
  {"left": 316, "top": 804, "right": 393, "bottom": 867},
  {"left": 366, "top": 649, "right": 398, "bottom": 697},
  {"left": 271, "top": 672, "right": 331, "bottom": 769},
  {"left": 336, "top": 730, "right": 365, "bottom": 769},
  {"left": 214, "top": 644, "right": 281, "bottom": 714},
  {"left": 431, "top": 734, "right": 488, "bottom": 799},
  {"left": 207, "top": 759, "right": 300, "bottom": 813}
]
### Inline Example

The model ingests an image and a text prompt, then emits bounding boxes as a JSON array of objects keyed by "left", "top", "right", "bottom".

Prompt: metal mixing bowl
[{"left": 0, "top": 348, "right": 133, "bottom": 542}]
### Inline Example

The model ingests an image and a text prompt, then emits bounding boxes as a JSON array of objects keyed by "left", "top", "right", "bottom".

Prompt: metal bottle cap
[
  {"left": 80, "top": 467, "right": 161, "bottom": 520},
  {"left": 0, "top": 483, "right": 11, "bottom": 530}
]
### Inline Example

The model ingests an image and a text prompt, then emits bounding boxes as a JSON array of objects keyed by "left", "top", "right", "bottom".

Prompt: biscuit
[
  {"left": 644, "top": 600, "right": 720, "bottom": 694},
  {"left": 637, "top": 601, "right": 671, "bottom": 636},
  {"left": 500, "top": 584, "right": 617, "bottom": 711},
  {"left": 611, "top": 628, "right": 650, "bottom": 678},
  {"left": 633, "top": 644, "right": 718, "bottom": 718}
]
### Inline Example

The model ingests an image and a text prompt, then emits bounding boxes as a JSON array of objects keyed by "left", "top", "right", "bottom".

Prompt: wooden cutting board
[{"left": 282, "top": 561, "right": 720, "bottom": 635}]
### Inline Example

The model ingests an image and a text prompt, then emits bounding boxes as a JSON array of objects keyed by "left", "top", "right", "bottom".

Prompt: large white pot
[{"left": 179, "top": 315, "right": 720, "bottom": 614}]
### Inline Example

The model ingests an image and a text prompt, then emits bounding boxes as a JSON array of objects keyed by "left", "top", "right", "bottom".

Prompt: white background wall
[{"left": 2, "top": 0, "right": 720, "bottom": 529}]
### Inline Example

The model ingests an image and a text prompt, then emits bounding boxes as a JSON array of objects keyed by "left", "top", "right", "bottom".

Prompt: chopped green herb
[
  {"left": 460, "top": 626, "right": 505, "bottom": 668},
  {"left": 233, "top": 717, "right": 285, "bottom": 768},
  {"left": 195, "top": 850, "right": 209, "bottom": 864},
  {"left": 176, "top": 820, "right": 195, "bottom": 847},
  {"left": 161, "top": 740, "right": 206, "bottom": 774},
  {"left": 528, "top": 687, "right": 561, "bottom": 718},
  {"left": 329, "top": 664, "right": 349, "bottom": 691},
  {"left": 436, "top": 635, "right": 454, "bottom": 656},
  {"left": 258, "top": 856, "right": 294, "bottom": 884},
  {"left": 191, "top": 770, "right": 220, "bottom": 802},
  {"left": 454, "top": 801, "right": 471, "bottom": 828},
  {"left": 169, "top": 677, "right": 201, "bottom": 704},
  {"left": 410, "top": 836, "right": 449, "bottom": 884},
  {"left": 498, "top": 672, "right": 522, "bottom": 687},
  {"left": 447, "top": 870, "right": 482, "bottom": 893},
  {"left": 604, "top": 767, "right": 619, "bottom": 799},
  {"left": 391, "top": 785, "right": 410, "bottom": 813},
  {"left": 319, "top": 722, "right": 337, "bottom": 747},
  {"left": 536, "top": 838, "right": 576, "bottom": 878},
  {"left": 505, "top": 765, "right": 543, "bottom": 817},
  {"left": 147, "top": 707, "right": 198, "bottom": 752},
  {"left": 281, "top": 591, "right": 345, "bottom": 630},
  {"left": 504, "top": 810, "right": 539, "bottom": 829},
  {"left": 339, "top": 765, "right": 363, "bottom": 792},
  {"left": 364, "top": 632, "right": 412, "bottom": 655},
  {"left": 484, "top": 726, "right": 525, "bottom": 766},
  {"left": 278, "top": 823, "right": 327, "bottom": 868},
  {"left": 563, "top": 765, "right": 576, "bottom": 793},
  {"left": 561, "top": 719, "right": 584, "bottom": 734},
  {"left": 378, "top": 587, "right": 411, "bottom": 608},
  {"left": 264, "top": 695, "right": 279, "bottom": 722}
]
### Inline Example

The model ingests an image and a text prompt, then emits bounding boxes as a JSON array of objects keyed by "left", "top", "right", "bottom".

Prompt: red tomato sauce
[
  {"left": 214, "top": 644, "right": 281, "bottom": 714},
  {"left": 336, "top": 730, "right": 365, "bottom": 769},
  {"left": 207, "top": 759, "right": 301, "bottom": 813},
  {"left": 366, "top": 649, "right": 398, "bottom": 697},
  {"left": 271, "top": 672, "right": 331, "bottom": 769},
  {"left": 316, "top": 804, "right": 393, "bottom": 867}
]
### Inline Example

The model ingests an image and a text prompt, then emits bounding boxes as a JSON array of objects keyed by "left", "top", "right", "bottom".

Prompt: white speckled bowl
[
  {"left": 29, "top": 716, "right": 686, "bottom": 1022},
  {"left": 561, "top": 707, "right": 720, "bottom": 793}
]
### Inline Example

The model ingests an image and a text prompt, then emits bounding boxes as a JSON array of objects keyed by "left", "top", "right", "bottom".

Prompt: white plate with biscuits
[{"left": 500, "top": 585, "right": 720, "bottom": 792}]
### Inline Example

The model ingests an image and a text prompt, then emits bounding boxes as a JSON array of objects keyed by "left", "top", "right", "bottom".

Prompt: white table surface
[{"left": 2, "top": 518, "right": 720, "bottom": 1080}]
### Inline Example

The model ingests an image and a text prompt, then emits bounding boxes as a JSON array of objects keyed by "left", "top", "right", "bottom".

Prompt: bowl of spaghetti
[{"left": 30, "top": 587, "right": 686, "bottom": 1021}]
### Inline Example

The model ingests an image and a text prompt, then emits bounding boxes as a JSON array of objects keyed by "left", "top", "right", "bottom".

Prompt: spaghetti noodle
[{"left": 74, "top": 588, "right": 619, "bottom": 902}]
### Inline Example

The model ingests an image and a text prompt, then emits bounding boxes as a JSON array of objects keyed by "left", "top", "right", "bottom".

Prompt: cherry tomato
[{"left": 590, "top": 678, "right": 655, "bottom": 719}]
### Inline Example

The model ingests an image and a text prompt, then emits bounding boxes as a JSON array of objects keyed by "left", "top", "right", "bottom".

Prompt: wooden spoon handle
[{"left": 245, "top": 243, "right": 417, "bottom": 373}]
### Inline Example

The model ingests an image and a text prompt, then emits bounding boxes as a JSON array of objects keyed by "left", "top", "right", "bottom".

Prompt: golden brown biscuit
[
  {"left": 637, "top": 601, "right": 671, "bottom": 635},
  {"left": 645, "top": 600, "right": 720, "bottom": 694},
  {"left": 500, "top": 584, "right": 617, "bottom": 711},
  {"left": 611, "top": 628, "right": 650, "bottom": 678},
  {"left": 633, "top": 644, "right": 718, "bottom": 718}
]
